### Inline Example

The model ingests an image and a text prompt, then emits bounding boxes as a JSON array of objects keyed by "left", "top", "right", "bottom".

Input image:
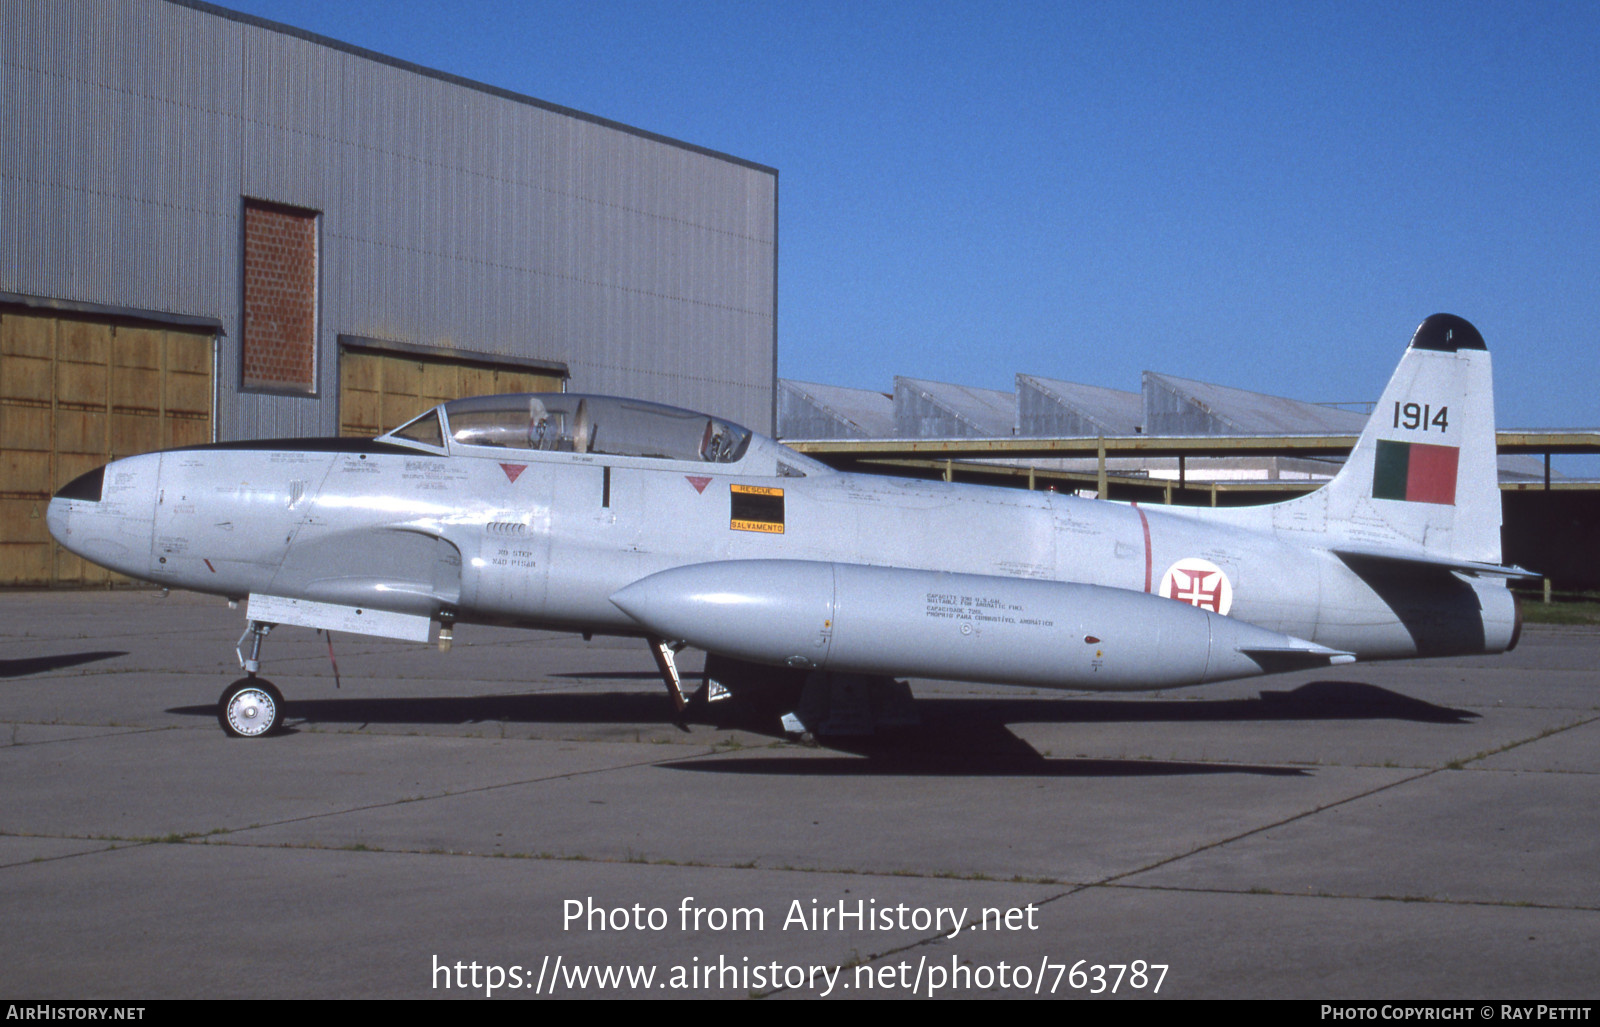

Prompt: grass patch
[
  {"left": 1520, "top": 600, "right": 1600, "bottom": 626},
  {"left": 1513, "top": 589, "right": 1600, "bottom": 626}
]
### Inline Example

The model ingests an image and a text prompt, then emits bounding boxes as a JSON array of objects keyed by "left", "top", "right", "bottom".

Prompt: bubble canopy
[{"left": 384, "top": 394, "right": 754, "bottom": 464}]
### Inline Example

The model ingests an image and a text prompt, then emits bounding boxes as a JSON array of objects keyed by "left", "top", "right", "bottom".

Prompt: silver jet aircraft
[{"left": 47, "top": 314, "right": 1527, "bottom": 738}]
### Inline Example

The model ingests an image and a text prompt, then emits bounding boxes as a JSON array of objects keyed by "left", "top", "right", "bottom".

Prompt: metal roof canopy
[
  {"left": 1016, "top": 374, "right": 1142, "bottom": 436},
  {"left": 1142, "top": 371, "right": 1369, "bottom": 435},
  {"left": 790, "top": 431, "right": 1600, "bottom": 507},
  {"left": 893, "top": 377, "right": 1016, "bottom": 438},
  {"left": 776, "top": 379, "right": 895, "bottom": 439},
  {"left": 845, "top": 456, "right": 1600, "bottom": 492},
  {"left": 788, "top": 431, "right": 1600, "bottom": 460}
]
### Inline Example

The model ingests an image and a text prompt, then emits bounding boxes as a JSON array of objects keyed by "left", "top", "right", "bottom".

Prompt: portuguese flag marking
[{"left": 1372, "top": 439, "right": 1459, "bottom": 505}]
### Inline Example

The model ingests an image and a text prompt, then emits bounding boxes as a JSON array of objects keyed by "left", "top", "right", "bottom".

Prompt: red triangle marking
[
  {"left": 500, "top": 463, "right": 526, "bottom": 483},
  {"left": 685, "top": 475, "right": 711, "bottom": 494}
]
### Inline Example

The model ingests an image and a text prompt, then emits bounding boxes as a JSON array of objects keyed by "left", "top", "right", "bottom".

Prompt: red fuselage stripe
[{"left": 1133, "top": 503, "right": 1152, "bottom": 593}]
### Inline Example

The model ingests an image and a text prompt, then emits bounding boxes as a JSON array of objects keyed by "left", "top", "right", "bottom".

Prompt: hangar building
[{"left": 1, "top": 0, "right": 778, "bottom": 585}]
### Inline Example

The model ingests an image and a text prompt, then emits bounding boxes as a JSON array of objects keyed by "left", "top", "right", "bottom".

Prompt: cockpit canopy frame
[{"left": 383, "top": 394, "right": 754, "bottom": 465}]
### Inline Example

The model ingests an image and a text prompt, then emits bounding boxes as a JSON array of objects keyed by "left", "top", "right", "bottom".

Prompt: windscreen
[{"left": 441, "top": 395, "right": 752, "bottom": 463}]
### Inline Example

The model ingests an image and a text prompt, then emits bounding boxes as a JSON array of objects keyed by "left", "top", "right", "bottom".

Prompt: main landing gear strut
[{"left": 219, "top": 620, "right": 284, "bottom": 738}]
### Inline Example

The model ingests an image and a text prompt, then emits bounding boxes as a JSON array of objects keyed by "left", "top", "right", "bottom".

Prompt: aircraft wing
[{"left": 1329, "top": 545, "right": 1538, "bottom": 580}]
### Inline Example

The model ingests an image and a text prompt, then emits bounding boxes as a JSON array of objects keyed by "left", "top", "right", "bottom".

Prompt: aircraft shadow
[
  {"left": 169, "top": 691, "right": 676, "bottom": 727},
  {"left": 676, "top": 698, "right": 1308, "bottom": 777},
  {"left": 659, "top": 679, "right": 1468, "bottom": 777},
  {"left": 165, "top": 679, "right": 1469, "bottom": 777},
  {"left": 165, "top": 679, "right": 1472, "bottom": 730},
  {"left": 658, "top": 753, "right": 1307, "bottom": 778},
  {"left": 549, "top": 671, "right": 677, "bottom": 681},
  {"left": 1, "top": 650, "right": 128, "bottom": 678},
  {"left": 900, "top": 681, "right": 1480, "bottom": 727}
]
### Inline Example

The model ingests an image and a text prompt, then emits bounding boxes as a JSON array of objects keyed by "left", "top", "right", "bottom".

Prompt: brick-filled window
[{"left": 242, "top": 200, "right": 318, "bottom": 393}]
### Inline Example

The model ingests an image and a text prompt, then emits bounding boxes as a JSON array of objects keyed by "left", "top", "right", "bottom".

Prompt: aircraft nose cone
[
  {"left": 46, "top": 465, "right": 106, "bottom": 547},
  {"left": 46, "top": 456, "right": 160, "bottom": 578}
]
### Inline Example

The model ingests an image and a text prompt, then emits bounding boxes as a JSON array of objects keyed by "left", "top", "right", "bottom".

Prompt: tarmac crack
[
  {"left": 760, "top": 723, "right": 1600, "bottom": 997},
  {"left": 1080, "top": 711, "right": 1600, "bottom": 896},
  {"left": 1097, "top": 879, "right": 1600, "bottom": 913},
  {"left": 1441, "top": 711, "right": 1600, "bottom": 770},
  {"left": 0, "top": 723, "right": 182, "bottom": 747},
  {"left": 0, "top": 836, "right": 128, "bottom": 870},
  {"left": 177, "top": 745, "right": 740, "bottom": 842}
]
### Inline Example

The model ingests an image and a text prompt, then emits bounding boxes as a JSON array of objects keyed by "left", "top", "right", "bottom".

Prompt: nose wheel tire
[{"left": 218, "top": 678, "right": 285, "bottom": 738}]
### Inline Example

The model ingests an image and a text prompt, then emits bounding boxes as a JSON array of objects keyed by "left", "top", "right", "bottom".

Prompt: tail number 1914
[{"left": 1393, "top": 402, "right": 1448, "bottom": 432}]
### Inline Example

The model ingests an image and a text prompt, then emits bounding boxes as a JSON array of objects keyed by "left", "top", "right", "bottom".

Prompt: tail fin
[{"left": 1279, "top": 314, "right": 1506, "bottom": 567}]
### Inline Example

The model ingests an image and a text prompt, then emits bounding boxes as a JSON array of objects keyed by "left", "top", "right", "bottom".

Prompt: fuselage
[{"left": 46, "top": 393, "right": 1518, "bottom": 667}]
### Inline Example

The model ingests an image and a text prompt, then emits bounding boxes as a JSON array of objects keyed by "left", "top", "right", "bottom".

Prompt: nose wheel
[
  {"left": 219, "top": 619, "right": 285, "bottom": 737},
  {"left": 218, "top": 677, "right": 284, "bottom": 738}
]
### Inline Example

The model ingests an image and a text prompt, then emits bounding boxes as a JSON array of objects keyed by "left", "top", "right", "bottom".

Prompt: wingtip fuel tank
[{"left": 611, "top": 560, "right": 1353, "bottom": 692}]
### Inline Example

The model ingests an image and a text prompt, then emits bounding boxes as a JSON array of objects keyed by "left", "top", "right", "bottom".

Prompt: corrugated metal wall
[
  {"left": 1017, "top": 385, "right": 1098, "bottom": 437},
  {"left": 893, "top": 378, "right": 1017, "bottom": 438},
  {"left": 1, "top": 0, "right": 778, "bottom": 436},
  {"left": 1141, "top": 373, "right": 1233, "bottom": 436}
]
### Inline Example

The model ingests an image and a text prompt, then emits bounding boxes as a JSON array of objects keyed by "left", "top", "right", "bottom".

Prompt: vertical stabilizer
[{"left": 1273, "top": 314, "right": 1503, "bottom": 564}]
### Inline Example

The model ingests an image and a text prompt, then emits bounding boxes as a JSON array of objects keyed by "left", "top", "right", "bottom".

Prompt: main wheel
[{"left": 218, "top": 678, "right": 285, "bottom": 738}]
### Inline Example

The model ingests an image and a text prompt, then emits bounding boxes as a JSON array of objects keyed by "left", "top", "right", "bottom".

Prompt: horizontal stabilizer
[{"left": 1331, "top": 545, "right": 1537, "bottom": 579}]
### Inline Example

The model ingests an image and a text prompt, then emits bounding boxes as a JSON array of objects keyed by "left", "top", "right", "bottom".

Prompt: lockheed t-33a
[{"left": 47, "top": 315, "right": 1527, "bottom": 738}]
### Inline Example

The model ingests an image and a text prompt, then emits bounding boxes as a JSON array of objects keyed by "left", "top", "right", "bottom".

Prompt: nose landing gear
[{"left": 219, "top": 620, "right": 283, "bottom": 738}]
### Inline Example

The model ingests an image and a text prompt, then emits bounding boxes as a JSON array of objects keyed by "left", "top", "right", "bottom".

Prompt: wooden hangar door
[
  {"left": 0, "top": 308, "right": 215, "bottom": 585},
  {"left": 338, "top": 345, "right": 566, "bottom": 438}
]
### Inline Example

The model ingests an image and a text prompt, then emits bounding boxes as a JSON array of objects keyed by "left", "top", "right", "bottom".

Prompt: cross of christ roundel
[{"left": 1158, "top": 557, "right": 1233, "bottom": 616}]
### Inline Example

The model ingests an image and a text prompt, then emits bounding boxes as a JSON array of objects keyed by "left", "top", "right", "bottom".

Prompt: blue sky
[{"left": 221, "top": 0, "right": 1599, "bottom": 436}]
